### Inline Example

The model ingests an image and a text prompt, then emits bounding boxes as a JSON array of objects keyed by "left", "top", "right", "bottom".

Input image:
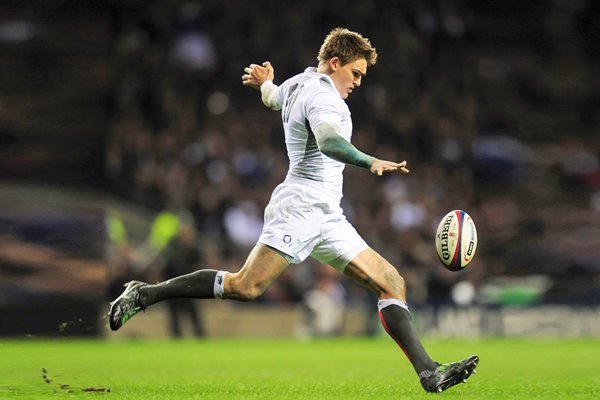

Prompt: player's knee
[
  {"left": 382, "top": 265, "right": 406, "bottom": 298},
  {"left": 226, "top": 275, "right": 265, "bottom": 301}
]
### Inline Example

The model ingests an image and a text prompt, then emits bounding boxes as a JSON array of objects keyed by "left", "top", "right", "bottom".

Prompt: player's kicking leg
[
  {"left": 343, "top": 248, "right": 478, "bottom": 393},
  {"left": 108, "top": 244, "right": 289, "bottom": 331}
]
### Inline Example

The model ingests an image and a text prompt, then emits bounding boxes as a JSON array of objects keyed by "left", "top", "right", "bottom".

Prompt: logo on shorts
[{"left": 283, "top": 234, "right": 292, "bottom": 244}]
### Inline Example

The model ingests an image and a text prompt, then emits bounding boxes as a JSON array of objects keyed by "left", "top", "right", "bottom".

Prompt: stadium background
[{"left": 0, "top": 0, "right": 599, "bottom": 338}]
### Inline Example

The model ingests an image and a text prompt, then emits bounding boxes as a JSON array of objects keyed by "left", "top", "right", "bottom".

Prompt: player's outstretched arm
[
  {"left": 241, "top": 61, "right": 281, "bottom": 110},
  {"left": 314, "top": 122, "right": 409, "bottom": 176}
]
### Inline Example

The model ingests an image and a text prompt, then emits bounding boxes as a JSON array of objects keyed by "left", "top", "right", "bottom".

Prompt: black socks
[
  {"left": 379, "top": 302, "right": 437, "bottom": 375},
  {"left": 139, "top": 269, "right": 220, "bottom": 307}
]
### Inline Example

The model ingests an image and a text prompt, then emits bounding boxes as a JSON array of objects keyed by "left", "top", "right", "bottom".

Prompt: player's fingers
[
  {"left": 386, "top": 164, "right": 409, "bottom": 173},
  {"left": 396, "top": 160, "right": 409, "bottom": 173},
  {"left": 244, "top": 67, "right": 253, "bottom": 74},
  {"left": 263, "top": 61, "right": 271, "bottom": 67}
]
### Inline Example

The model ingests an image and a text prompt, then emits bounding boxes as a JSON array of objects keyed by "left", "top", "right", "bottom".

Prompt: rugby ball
[{"left": 435, "top": 210, "right": 477, "bottom": 271}]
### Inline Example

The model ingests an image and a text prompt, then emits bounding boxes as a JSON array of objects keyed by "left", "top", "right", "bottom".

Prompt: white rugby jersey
[{"left": 271, "top": 67, "right": 352, "bottom": 199}]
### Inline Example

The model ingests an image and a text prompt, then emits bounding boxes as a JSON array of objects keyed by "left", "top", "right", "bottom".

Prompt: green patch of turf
[{"left": 1, "top": 337, "right": 599, "bottom": 399}]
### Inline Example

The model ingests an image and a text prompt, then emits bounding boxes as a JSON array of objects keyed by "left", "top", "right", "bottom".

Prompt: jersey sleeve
[
  {"left": 304, "top": 83, "right": 343, "bottom": 132},
  {"left": 274, "top": 83, "right": 286, "bottom": 109},
  {"left": 267, "top": 78, "right": 290, "bottom": 111}
]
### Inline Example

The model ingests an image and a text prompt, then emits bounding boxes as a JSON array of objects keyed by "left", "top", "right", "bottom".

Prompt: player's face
[{"left": 330, "top": 57, "right": 367, "bottom": 99}]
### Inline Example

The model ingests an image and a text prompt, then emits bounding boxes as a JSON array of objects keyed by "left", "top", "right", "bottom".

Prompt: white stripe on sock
[
  {"left": 213, "top": 271, "right": 229, "bottom": 299},
  {"left": 377, "top": 298, "right": 409, "bottom": 312}
]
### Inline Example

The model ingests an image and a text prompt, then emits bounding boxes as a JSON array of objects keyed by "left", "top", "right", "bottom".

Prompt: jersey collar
[{"left": 305, "top": 67, "right": 340, "bottom": 97}]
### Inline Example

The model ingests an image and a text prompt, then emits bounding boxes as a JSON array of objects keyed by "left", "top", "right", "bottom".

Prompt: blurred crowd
[{"left": 103, "top": 0, "right": 600, "bottom": 320}]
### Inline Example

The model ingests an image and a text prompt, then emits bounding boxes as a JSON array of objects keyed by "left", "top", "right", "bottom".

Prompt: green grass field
[{"left": 1, "top": 337, "right": 599, "bottom": 399}]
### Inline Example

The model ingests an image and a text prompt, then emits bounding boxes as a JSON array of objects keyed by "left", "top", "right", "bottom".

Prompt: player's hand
[
  {"left": 242, "top": 61, "right": 275, "bottom": 90},
  {"left": 370, "top": 160, "right": 409, "bottom": 176}
]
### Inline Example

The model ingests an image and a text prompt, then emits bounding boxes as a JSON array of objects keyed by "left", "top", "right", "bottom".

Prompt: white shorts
[{"left": 257, "top": 181, "right": 369, "bottom": 271}]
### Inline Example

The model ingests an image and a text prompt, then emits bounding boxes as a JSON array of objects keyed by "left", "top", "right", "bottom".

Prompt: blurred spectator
[
  {"left": 168, "top": 2, "right": 217, "bottom": 74},
  {"left": 160, "top": 220, "right": 206, "bottom": 338},
  {"left": 299, "top": 265, "right": 347, "bottom": 338}
]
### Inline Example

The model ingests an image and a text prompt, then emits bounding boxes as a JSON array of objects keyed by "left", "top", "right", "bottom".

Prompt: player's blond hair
[{"left": 317, "top": 27, "right": 377, "bottom": 66}]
